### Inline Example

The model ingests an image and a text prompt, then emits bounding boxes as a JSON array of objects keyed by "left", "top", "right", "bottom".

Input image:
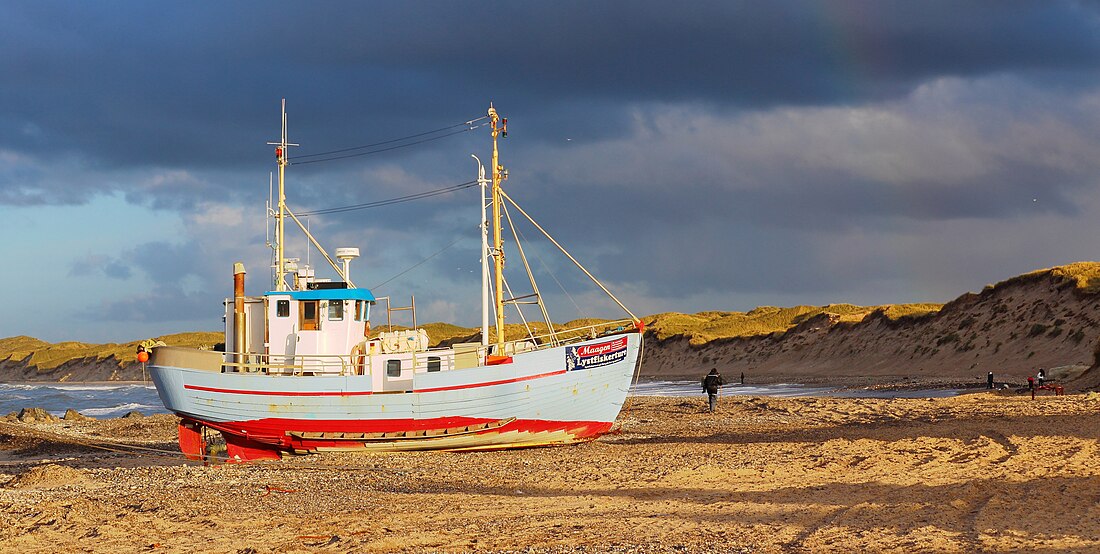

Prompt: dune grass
[
  {"left": 1040, "top": 261, "right": 1100, "bottom": 293},
  {"left": 645, "top": 303, "right": 944, "bottom": 345},
  {"left": 0, "top": 332, "right": 222, "bottom": 371}
]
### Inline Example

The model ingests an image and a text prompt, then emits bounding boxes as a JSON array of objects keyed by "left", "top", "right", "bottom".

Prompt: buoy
[{"left": 137, "top": 351, "right": 149, "bottom": 363}]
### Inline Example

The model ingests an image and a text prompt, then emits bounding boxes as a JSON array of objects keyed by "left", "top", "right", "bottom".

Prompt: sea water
[
  {"left": 0, "top": 380, "right": 961, "bottom": 420},
  {"left": 0, "top": 383, "right": 169, "bottom": 419}
]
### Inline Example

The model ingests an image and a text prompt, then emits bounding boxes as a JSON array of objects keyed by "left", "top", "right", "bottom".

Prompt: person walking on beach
[
  {"left": 1037, "top": 368, "right": 1046, "bottom": 387},
  {"left": 702, "top": 369, "right": 725, "bottom": 413},
  {"left": 740, "top": 372, "right": 745, "bottom": 385}
]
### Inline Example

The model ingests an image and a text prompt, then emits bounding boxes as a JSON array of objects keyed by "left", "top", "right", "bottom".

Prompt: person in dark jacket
[{"left": 702, "top": 368, "right": 725, "bottom": 413}]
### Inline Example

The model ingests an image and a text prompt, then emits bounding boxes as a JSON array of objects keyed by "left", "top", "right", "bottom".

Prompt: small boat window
[
  {"left": 355, "top": 300, "right": 365, "bottom": 321},
  {"left": 386, "top": 359, "right": 402, "bottom": 377},
  {"left": 300, "top": 301, "right": 319, "bottom": 331},
  {"left": 328, "top": 301, "right": 344, "bottom": 321},
  {"left": 427, "top": 356, "right": 441, "bottom": 372},
  {"left": 276, "top": 300, "right": 290, "bottom": 317}
]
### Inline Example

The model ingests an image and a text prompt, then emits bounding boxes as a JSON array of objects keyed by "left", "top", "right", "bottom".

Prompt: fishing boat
[{"left": 148, "top": 102, "right": 645, "bottom": 461}]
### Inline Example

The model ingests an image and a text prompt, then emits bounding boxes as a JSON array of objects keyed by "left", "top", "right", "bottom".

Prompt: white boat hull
[{"left": 149, "top": 333, "right": 642, "bottom": 458}]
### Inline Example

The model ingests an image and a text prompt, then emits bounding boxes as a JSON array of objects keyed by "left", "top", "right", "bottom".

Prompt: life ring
[{"left": 350, "top": 344, "right": 366, "bottom": 375}]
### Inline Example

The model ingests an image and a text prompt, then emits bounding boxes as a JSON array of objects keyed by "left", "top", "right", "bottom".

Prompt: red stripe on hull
[
  {"left": 413, "top": 369, "right": 567, "bottom": 393},
  {"left": 188, "top": 416, "right": 613, "bottom": 452},
  {"left": 182, "top": 368, "right": 568, "bottom": 397}
]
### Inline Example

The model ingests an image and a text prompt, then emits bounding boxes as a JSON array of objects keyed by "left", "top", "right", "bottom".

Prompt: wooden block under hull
[{"left": 310, "top": 428, "right": 582, "bottom": 452}]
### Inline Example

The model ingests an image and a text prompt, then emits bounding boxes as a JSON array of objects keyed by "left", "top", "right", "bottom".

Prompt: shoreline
[{"left": 1, "top": 380, "right": 154, "bottom": 385}]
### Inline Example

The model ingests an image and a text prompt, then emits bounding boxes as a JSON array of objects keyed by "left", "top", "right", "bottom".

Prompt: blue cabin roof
[{"left": 264, "top": 288, "right": 376, "bottom": 302}]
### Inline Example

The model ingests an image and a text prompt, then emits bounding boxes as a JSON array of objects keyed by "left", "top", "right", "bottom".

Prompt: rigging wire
[
  {"left": 292, "top": 122, "right": 489, "bottom": 166},
  {"left": 292, "top": 115, "right": 488, "bottom": 160},
  {"left": 512, "top": 222, "right": 588, "bottom": 320},
  {"left": 371, "top": 233, "right": 470, "bottom": 291},
  {"left": 297, "top": 180, "right": 479, "bottom": 217}
]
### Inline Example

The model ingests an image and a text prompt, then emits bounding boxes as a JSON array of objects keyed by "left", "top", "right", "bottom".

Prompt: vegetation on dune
[
  {"left": 1040, "top": 262, "right": 1100, "bottom": 293},
  {"left": 0, "top": 336, "right": 51, "bottom": 364},
  {"left": 878, "top": 303, "right": 942, "bottom": 320},
  {"left": 986, "top": 262, "right": 1100, "bottom": 294},
  {"left": 645, "top": 303, "right": 944, "bottom": 345},
  {"left": 0, "top": 332, "right": 222, "bottom": 371}
]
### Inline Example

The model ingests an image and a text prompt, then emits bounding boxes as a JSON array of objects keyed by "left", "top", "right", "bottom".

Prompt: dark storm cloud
[
  {"left": 2, "top": 1, "right": 1098, "bottom": 175},
  {"left": 6, "top": 1, "right": 1100, "bottom": 337}
]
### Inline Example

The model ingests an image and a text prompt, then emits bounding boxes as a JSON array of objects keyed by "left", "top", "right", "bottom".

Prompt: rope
[
  {"left": 292, "top": 123, "right": 488, "bottom": 166},
  {"left": 512, "top": 222, "right": 587, "bottom": 321},
  {"left": 499, "top": 189, "right": 640, "bottom": 324},
  {"left": 371, "top": 233, "right": 469, "bottom": 291},
  {"left": 292, "top": 115, "right": 488, "bottom": 161},
  {"left": 296, "top": 180, "right": 478, "bottom": 217}
]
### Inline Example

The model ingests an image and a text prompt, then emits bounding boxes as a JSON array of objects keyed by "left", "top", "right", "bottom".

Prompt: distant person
[
  {"left": 1037, "top": 368, "right": 1046, "bottom": 387},
  {"left": 987, "top": 371, "right": 994, "bottom": 389},
  {"left": 702, "top": 369, "right": 725, "bottom": 413},
  {"left": 740, "top": 372, "right": 745, "bottom": 385}
]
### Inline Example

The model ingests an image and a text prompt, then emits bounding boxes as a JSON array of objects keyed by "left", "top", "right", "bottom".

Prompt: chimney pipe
[{"left": 233, "top": 263, "right": 247, "bottom": 369}]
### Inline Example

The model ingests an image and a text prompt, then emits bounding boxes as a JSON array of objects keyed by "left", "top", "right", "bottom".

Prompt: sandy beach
[{"left": 1, "top": 392, "right": 1098, "bottom": 553}]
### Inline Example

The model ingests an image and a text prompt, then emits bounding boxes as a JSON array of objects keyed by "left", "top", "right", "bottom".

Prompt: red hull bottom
[{"left": 177, "top": 416, "right": 614, "bottom": 462}]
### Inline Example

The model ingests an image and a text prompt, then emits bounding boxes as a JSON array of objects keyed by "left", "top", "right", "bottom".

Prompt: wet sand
[{"left": 1, "top": 393, "right": 1099, "bottom": 552}]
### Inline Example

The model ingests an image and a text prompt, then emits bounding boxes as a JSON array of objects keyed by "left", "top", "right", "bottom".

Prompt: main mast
[
  {"left": 488, "top": 105, "right": 508, "bottom": 352},
  {"left": 267, "top": 99, "right": 298, "bottom": 291}
]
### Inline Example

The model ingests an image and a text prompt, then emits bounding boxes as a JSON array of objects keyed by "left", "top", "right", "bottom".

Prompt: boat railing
[
  {"left": 221, "top": 352, "right": 353, "bottom": 376},
  {"left": 219, "top": 350, "right": 457, "bottom": 377},
  {"left": 517, "top": 318, "right": 639, "bottom": 350}
]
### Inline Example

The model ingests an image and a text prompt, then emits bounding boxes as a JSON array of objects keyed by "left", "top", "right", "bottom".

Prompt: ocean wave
[
  {"left": 0, "top": 384, "right": 38, "bottom": 391},
  {"left": 81, "top": 403, "right": 159, "bottom": 416},
  {"left": 50, "top": 384, "right": 150, "bottom": 391}
]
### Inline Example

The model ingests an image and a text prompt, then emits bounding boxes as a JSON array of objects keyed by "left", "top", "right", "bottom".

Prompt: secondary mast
[
  {"left": 267, "top": 99, "right": 299, "bottom": 291},
  {"left": 488, "top": 105, "right": 508, "bottom": 352}
]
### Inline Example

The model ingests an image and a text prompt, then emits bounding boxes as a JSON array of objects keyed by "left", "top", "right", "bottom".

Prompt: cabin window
[
  {"left": 276, "top": 300, "right": 290, "bottom": 317},
  {"left": 355, "top": 301, "right": 365, "bottom": 321},
  {"left": 300, "top": 301, "right": 319, "bottom": 331},
  {"left": 427, "top": 356, "right": 441, "bottom": 372},
  {"left": 386, "top": 359, "right": 402, "bottom": 378},
  {"left": 328, "top": 301, "right": 344, "bottom": 321}
]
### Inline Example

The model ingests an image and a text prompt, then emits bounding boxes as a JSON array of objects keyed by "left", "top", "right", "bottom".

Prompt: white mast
[
  {"left": 266, "top": 99, "right": 299, "bottom": 291},
  {"left": 472, "top": 154, "right": 490, "bottom": 347}
]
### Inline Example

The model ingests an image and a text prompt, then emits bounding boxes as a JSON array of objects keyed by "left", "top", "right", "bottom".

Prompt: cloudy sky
[{"left": 3, "top": 1, "right": 1100, "bottom": 343}]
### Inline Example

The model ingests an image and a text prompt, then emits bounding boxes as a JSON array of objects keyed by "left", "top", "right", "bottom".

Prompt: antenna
[{"left": 265, "top": 99, "right": 300, "bottom": 291}]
